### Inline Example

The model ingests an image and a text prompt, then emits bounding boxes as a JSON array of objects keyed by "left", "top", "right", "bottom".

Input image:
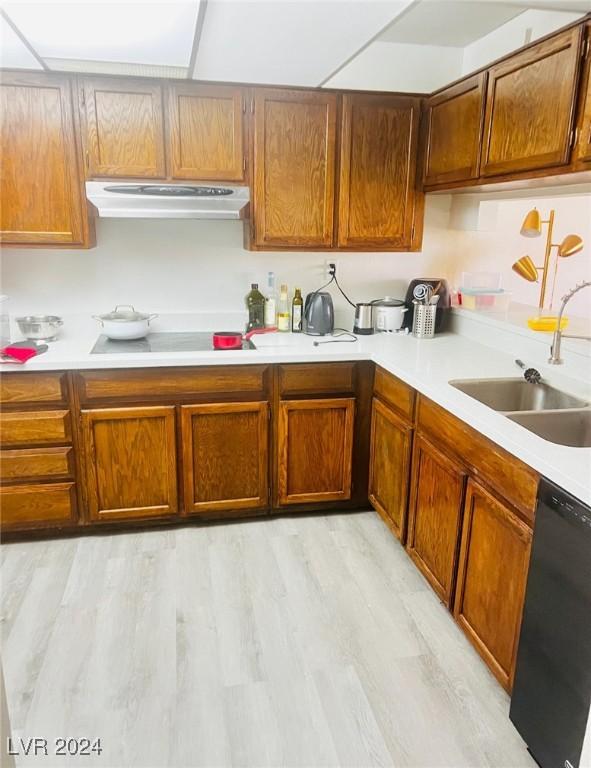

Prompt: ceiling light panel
[
  {"left": 0, "top": 12, "right": 43, "bottom": 69},
  {"left": 193, "top": 0, "right": 414, "bottom": 86},
  {"left": 3, "top": 1, "right": 201, "bottom": 67}
]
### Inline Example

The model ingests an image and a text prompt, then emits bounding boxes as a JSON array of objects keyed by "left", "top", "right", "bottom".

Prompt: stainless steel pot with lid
[{"left": 93, "top": 305, "right": 158, "bottom": 340}]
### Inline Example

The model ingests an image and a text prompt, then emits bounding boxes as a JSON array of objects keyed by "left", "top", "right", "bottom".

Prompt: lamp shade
[
  {"left": 520, "top": 208, "right": 542, "bottom": 238},
  {"left": 557, "top": 234, "right": 583, "bottom": 257},
  {"left": 512, "top": 255, "right": 539, "bottom": 282}
]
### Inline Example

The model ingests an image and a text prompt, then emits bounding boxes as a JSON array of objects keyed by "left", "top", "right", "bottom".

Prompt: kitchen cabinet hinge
[
  {"left": 582, "top": 38, "right": 590, "bottom": 59},
  {"left": 570, "top": 128, "right": 577, "bottom": 148}
]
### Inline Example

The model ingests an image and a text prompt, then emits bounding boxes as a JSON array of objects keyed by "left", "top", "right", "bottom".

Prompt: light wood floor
[{"left": 0, "top": 511, "right": 535, "bottom": 768}]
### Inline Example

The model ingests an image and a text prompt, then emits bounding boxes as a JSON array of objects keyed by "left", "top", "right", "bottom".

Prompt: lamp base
[{"left": 527, "top": 315, "right": 569, "bottom": 332}]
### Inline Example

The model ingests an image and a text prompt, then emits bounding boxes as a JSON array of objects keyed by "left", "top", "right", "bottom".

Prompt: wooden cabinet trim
[
  {"left": 0, "top": 446, "right": 75, "bottom": 483},
  {"left": 181, "top": 401, "right": 269, "bottom": 514},
  {"left": 453, "top": 479, "right": 532, "bottom": 691},
  {"left": 373, "top": 366, "right": 415, "bottom": 423},
  {"left": 81, "top": 406, "right": 178, "bottom": 522},
  {"left": 423, "top": 73, "right": 487, "bottom": 186},
  {"left": 81, "top": 76, "right": 166, "bottom": 178},
  {"left": 406, "top": 434, "right": 467, "bottom": 606},
  {"left": 0, "top": 372, "right": 67, "bottom": 406},
  {"left": 480, "top": 26, "right": 583, "bottom": 177},
  {"left": 0, "top": 410, "right": 71, "bottom": 447},
  {"left": 167, "top": 82, "right": 245, "bottom": 181},
  {"left": 573, "top": 25, "right": 591, "bottom": 167},
  {"left": 277, "top": 397, "right": 355, "bottom": 505},
  {"left": 0, "top": 481, "right": 77, "bottom": 529},
  {"left": 368, "top": 396, "right": 413, "bottom": 541}
]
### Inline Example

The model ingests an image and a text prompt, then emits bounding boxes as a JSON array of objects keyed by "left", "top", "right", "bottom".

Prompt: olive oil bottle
[{"left": 246, "top": 283, "right": 265, "bottom": 331}]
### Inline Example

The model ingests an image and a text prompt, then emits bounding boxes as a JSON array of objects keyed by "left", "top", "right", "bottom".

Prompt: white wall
[
  {"left": 446, "top": 191, "right": 591, "bottom": 319},
  {"left": 461, "top": 8, "right": 584, "bottom": 75},
  {"left": 324, "top": 41, "right": 463, "bottom": 92},
  {"left": 0, "top": 196, "right": 457, "bottom": 330}
]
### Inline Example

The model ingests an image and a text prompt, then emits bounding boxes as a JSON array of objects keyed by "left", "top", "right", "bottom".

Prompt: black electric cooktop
[{"left": 91, "top": 332, "right": 254, "bottom": 354}]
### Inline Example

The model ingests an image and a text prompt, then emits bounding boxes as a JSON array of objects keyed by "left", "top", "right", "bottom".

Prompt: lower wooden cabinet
[
  {"left": 81, "top": 406, "right": 178, "bottom": 522},
  {"left": 0, "top": 482, "right": 77, "bottom": 529},
  {"left": 454, "top": 479, "right": 532, "bottom": 692},
  {"left": 277, "top": 398, "right": 355, "bottom": 505},
  {"left": 406, "top": 435, "right": 466, "bottom": 607},
  {"left": 181, "top": 401, "right": 269, "bottom": 515},
  {"left": 368, "top": 397, "right": 413, "bottom": 540}
]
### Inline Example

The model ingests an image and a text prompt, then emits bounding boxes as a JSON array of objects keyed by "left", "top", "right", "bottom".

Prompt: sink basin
[
  {"left": 507, "top": 410, "right": 591, "bottom": 448},
  {"left": 450, "top": 378, "right": 588, "bottom": 412}
]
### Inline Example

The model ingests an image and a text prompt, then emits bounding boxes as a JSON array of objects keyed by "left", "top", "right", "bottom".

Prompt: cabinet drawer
[
  {"left": 75, "top": 366, "right": 268, "bottom": 403},
  {"left": 0, "top": 410, "right": 71, "bottom": 447},
  {"left": 0, "top": 482, "right": 77, "bottom": 529},
  {"left": 417, "top": 396, "right": 538, "bottom": 521},
  {"left": 0, "top": 447, "right": 75, "bottom": 481},
  {"left": 278, "top": 363, "right": 355, "bottom": 396},
  {"left": 374, "top": 366, "right": 415, "bottom": 422},
  {"left": 0, "top": 372, "right": 67, "bottom": 405}
]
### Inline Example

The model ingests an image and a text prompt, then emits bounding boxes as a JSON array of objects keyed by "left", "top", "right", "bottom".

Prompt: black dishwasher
[{"left": 510, "top": 477, "right": 591, "bottom": 768}]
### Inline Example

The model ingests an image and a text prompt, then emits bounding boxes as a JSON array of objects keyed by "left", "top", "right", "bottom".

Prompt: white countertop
[{"left": 3, "top": 313, "right": 591, "bottom": 505}]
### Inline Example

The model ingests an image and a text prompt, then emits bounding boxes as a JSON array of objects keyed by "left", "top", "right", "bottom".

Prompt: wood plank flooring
[{"left": 0, "top": 511, "right": 535, "bottom": 768}]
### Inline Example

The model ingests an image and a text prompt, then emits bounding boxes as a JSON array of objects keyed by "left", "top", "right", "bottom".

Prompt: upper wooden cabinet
[
  {"left": 368, "top": 396, "right": 413, "bottom": 541},
  {"left": 423, "top": 73, "right": 487, "bottom": 186},
  {"left": 0, "top": 72, "right": 91, "bottom": 246},
  {"left": 181, "top": 401, "right": 268, "bottom": 515},
  {"left": 573, "top": 28, "right": 591, "bottom": 167},
  {"left": 338, "top": 94, "right": 421, "bottom": 249},
  {"left": 81, "top": 406, "right": 178, "bottom": 522},
  {"left": 167, "top": 83, "right": 246, "bottom": 181},
  {"left": 454, "top": 479, "right": 532, "bottom": 692},
  {"left": 480, "top": 26, "right": 583, "bottom": 177},
  {"left": 80, "top": 77, "right": 166, "bottom": 178},
  {"left": 277, "top": 397, "right": 354, "bottom": 505},
  {"left": 252, "top": 88, "right": 338, "bottom": 248}
]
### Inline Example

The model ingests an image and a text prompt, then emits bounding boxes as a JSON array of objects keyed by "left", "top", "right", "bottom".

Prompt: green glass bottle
[{"left": 246, "top": 283, "right": 265, "bottom": 331}]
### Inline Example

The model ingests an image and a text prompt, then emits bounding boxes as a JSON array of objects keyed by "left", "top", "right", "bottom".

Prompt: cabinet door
[
  {"left": 167, "top": 83, "right": 245, "bottom": 181},
  {"left": 368, "top": 397, "right": 413, "bottom": 541},
  {"left": 574, "top": 28, "right": 591, "bottom": 167},
  {"left": 253, "top": 88, "right": 337, "bottom": 248},
  {"left": 81, "top": 77, "right": 166, "bottom": 178},
  {"left": 338, "top": 94, "right": 420, "bottom": 249},
  {"left": 81, "top": 406, "right": 177, "bottom": 522},
  {"left": 181, "top": 402, "right": 268, "bottom": 515},
  {"left": 480, "top": 27, "right": 582, "bottom": 177},
  {"left": 277, "top": 398, "right": 354, "bottom": 505},
  {"left": 0, "top": 72, "right": 88, "bottom": 245},
  {"left": 406, "top": 435, "right": 466, "bottom": 606},
  {"left": 423, "top": 73, "right": 486, "bottom": 186},
  {"left": 454, "top": 479, "right": 532, "bottom": 692}
]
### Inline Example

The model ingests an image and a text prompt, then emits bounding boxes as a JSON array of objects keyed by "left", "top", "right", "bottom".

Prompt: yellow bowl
[{"left": 527, "top": 315, "right": 570, "bottom": 332}]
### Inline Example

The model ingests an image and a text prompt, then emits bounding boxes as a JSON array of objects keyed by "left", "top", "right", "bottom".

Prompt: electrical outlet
[{"left": 324, "top": 259, "right": 338, "bottom": 280}]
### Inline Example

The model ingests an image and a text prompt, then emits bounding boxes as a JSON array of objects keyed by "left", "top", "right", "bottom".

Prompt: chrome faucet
[{"left": 548, "top": 281, "right": 591, "bottom": 365}]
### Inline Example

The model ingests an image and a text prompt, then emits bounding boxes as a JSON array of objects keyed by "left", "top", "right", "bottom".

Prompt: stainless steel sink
[
  {"left": 507, "top": 410, "right": 591, "bottom": 448},
  {"left": 450, "top": 378, "right": 588, "bottom": 412}
]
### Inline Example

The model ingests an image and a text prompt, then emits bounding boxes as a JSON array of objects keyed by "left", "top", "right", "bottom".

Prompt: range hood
[{"left": 85, "top": 181, "right": 250, "bottom": 220}]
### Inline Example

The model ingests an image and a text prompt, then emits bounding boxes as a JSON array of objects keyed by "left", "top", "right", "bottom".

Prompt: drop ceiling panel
[
  {"left": 0, "top": 13, "right": 43, "bottom": 69},
  {"left": 379, "top": 1, "right": 525, "bottom": 47},
  {"left": 193, "top": 0, "right": 414, "bottom": 86},
  {"left": 4, "top": 1, "right": 201, "bottom": 67}
]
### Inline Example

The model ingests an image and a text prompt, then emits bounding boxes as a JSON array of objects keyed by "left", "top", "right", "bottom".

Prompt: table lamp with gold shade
[{"left": 511, "top": 208, "right": 584, "bottom": 331}]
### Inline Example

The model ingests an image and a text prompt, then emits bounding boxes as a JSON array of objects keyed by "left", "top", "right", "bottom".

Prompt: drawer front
[
  {"left": 374, "top": 366, "right": 415, "bottom": 422},
  {"left": 417, "top": 396, "right": 538, "bottom": 521},
  {"left": 0, "top": 482, "right": 77, "bottom": 529},
  {"left": 278, "top": 363, "right": 355, "bottom": 396},
  {"left": 76, "top": 366, "right": 268, "bottom": 403},
  {"left": 0, "top": 410, "right": 71, "bottom": 446},
  {"left": 0, "top": 447, "right": 75, "bottom": 482},
  {"left": 0, "top": 372, "right": 67, "bottom": 405}
]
